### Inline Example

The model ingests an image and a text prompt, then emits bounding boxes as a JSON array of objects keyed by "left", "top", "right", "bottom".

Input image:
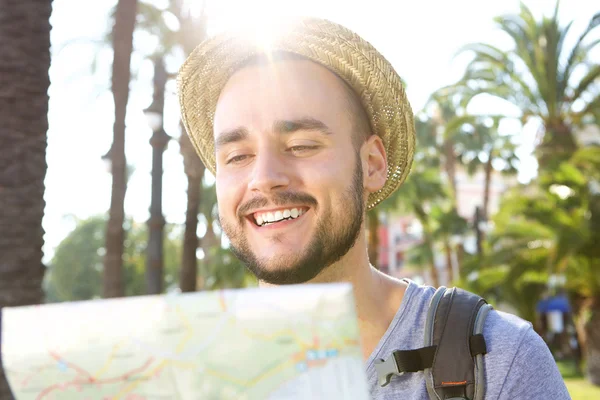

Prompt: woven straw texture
[{"left": 177, "top": 17, "right": 416, "bottom": 209}]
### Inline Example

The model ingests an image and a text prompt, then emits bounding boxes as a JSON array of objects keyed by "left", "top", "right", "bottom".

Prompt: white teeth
[{"left": 255, "top": 208, "right": 306, "bottom": 225}]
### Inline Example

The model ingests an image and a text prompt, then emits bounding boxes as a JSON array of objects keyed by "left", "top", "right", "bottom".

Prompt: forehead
[{"left": 213, "top": 56, "right": 351, "bottom": 138}]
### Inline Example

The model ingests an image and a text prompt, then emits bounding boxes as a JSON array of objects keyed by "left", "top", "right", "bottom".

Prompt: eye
[
  {"left": 226, "top": 154, "right": 252, "bottom": 165},
  {"left": 288, "top": 145, "right": 319, "bottom": 155}
]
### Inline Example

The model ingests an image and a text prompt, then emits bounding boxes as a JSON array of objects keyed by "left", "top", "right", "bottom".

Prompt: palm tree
[
  {"left": 455, "top": 117, "right": 519, "bottom": 221},
  {"left": 448, "top": 2, "right": 600, "bottom": 171},
  {"left": 415, "top": 102, "right": 477, "bottom": 275},
  {"left": 568, "top": 146, "right": 600, "bottom": 385},
  {"left": 430, "top": 206, "right": 469, "bottom": 284},
  {"left": 178, "top": 132, "right": 205, "bottom": 291},
  {"left": 103, "top": 0, "right": 138, "bottom": 298},
  {"left": 395, "top": 169, "right": 447, "bottom": 287},
  {"left": 425, "top": 96, "right": 464, "bottom": 204},
  {"left": 466, "top": 146, "right": 600, "bottom": 384},
  {"left": 197, "top": 180, "right": 220, "bottom": 287},
  {"left": 144, "top": 55, "right": 170, "bottom": 294},
  {"left": 380, "top": 120, "right": 448, "bottom": 286},
  {"left": 134, "top": 0, "right": 209, "bottom": 292},
  {"left": 454, "top": 117, "right": 519, "bottom": 259},
  {"left": 172, "top": 0, "right": 208, "bottom": 292},
  {"left": 0, "top": 1, "right": 52, "bottom": 397}
]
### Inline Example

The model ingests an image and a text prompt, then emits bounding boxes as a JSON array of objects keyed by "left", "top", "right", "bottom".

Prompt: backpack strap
[{"left": 374, "top": 286, "right": 492, "bottom": 400}]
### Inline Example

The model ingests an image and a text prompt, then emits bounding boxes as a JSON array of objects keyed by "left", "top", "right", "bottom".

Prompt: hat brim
[{"left": 177, "top": 17, "right": 415, "bottom": 209}]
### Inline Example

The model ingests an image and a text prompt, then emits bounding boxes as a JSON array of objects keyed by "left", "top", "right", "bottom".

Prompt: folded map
[{"left": 1, "top": 283, "right": 369, "bottom": 399}]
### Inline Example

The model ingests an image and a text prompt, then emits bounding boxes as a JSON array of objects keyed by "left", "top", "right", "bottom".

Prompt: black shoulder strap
[
  {"left": 375, "top": 286, "right": 492, "bottom": 400},
  {"left": 425, "top": 287, "right": 491, "bottom": 400}
]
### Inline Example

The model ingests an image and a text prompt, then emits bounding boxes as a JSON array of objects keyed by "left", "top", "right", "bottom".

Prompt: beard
[{"left": 218, "top": 153, "right": 365, "bottom": 285}]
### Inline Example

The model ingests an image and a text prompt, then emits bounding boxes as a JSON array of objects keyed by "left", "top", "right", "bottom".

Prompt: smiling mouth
[{"left": 251, "top": 207, "right": 308, "bottom": 227}]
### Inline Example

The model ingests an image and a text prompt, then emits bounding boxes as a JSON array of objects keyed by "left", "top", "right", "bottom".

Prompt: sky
[{"left": 43, "top": 0, "right": 599, "bottom": 263}]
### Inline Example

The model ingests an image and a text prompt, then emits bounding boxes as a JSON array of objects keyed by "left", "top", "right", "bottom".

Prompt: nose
[{"left": 248, "top": 150, "right": 290, "bottom": 193}]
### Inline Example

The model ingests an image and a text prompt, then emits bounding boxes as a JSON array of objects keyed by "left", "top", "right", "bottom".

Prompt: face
[{"left": 213, "top": 56, "right": 367, "bottom": 285}]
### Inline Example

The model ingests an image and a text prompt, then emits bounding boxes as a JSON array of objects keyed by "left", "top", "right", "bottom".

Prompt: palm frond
[
  {"left": 570, "top": 64, "right": 600, "bottom": 105},
  {"left": 457, "top": 55, "right": 541, "bottom": 114},
  {"left": 561, "top": 12, "right": 600, "bottom": 99},
  {"left": 556, "top": 19, "right": 574, "bottom": 99},
  {"left": 541, "top": 12, "right": 562, "bottom": 116},
  {"left": 575, "top": 93, "right": 600, "bottom": 121},
  {"left": 495, "top": 14, "right": 546, "bottom": 97},
  {"left": 443, "top": 115, "right": 478, "bottom": 141}
]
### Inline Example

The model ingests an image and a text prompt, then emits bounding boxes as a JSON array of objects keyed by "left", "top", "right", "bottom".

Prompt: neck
[{"left": 258, "top": 232, "right": 407, "bottom": 360}]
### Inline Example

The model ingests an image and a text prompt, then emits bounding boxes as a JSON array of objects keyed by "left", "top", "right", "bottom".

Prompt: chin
[{"left": 249, "top": 257, "right": 326, "bottom": 286}]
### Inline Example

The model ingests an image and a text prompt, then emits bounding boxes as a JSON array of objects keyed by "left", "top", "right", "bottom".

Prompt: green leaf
[{"left": 571, "top": 64, "right": 600, "bottom": 103}]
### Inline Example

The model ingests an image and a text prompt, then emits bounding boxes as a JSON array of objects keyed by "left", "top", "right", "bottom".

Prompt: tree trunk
[
  {"left": 426, "top": 235, "right": 439, "bottom": 288},
  {"left": 455, "top": 243, "right": 465, "bottom": 279},
  {"left": 0, "top": 1, "right": 52, "bottom": 397},
  {"left": 180, "top": 175, "right": 201, "bottom": 291},
  {"left": 538, "top": 121, "right": 578, "bottom": 172},
  {"left": 444, "top": 240, "right": 453, "bottom": 285},
  {"left": 443, "top": 139, "right": 458, "bottom": 205},
  {"left": 146, "top": 57, "right": 169, "bottom": 295},
  {"left": 482, "top": 149, "right": 493, "bottom": 221},
  {"left": 367, "top": 210, "right": 380, "bottom": 268},
  {"left": 179, "top": 132, "right": 204, "bottom": 292},
  {"left": 474, "top": 206, "right": 484, "bottom": 258},
  {"left": 584, "top": 297, "right": 600, "bottom": 386},
  {"left": 103, "top": 0, "right": 138, "bottom": 298},
  {"left": 199, "top": 213, "right": 219, "bottom": 290},
  {"left": 175, "top": 0, "right": 207, "bottom": 292}
]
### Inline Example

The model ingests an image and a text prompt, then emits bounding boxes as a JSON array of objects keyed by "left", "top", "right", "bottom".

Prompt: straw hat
[{"left": 177, "top": 17, "right": 416, "bottom": 209}]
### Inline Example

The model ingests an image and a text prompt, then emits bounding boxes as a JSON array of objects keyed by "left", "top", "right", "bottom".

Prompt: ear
[{"left": 363, "top": 134, "right": 387, "bottom": 194}]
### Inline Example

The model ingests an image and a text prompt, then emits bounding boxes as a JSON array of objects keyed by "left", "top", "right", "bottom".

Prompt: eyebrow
[
  {"left": 215, "top": 127, "right": 249, "bottom": 150},
  {"left": 273, "top": 118, "right": 333, "bottom": 136},
  {"left": 215, "top": 117, "right": 332, "bottom": 150}
]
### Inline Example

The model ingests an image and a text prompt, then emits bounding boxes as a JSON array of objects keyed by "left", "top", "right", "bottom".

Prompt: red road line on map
[
  {"left": 36, "top": 380, "right": 86, "bottom": 400},
  {"left": 48, "top": 351, "right": 92, "bottom": 379},
  {"left": 35, "top": 358, "right": 154, "bottom": 400}
]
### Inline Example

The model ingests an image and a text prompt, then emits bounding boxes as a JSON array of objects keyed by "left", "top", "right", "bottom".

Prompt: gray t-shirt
[{"left": 365, "top": 280, "right": 571, "bottom": 399}]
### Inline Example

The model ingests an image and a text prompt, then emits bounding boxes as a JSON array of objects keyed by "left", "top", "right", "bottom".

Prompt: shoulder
[
  {"left": 366, "top": 282, "right": 569, "bottom": 399},
  {"left": 484, "top": 308, "right": 532, "bottom": 352},
  {"left": 449, "top": 288, "right": 569, "bottom": 399},
  {"left": 398, "top": 281, "right": 533, "bottom": 341},
  {"left": 408, "top": 283, "right": 568, "bottom": 398},
  {"left": 479, "top": 309, "right": 532, "bottom": 388},
  {"left": 481, "top": 308, "right": 570, "bottom": 398}
]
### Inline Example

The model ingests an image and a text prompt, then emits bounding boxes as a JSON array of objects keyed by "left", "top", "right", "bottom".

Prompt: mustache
[{"left": 237, "top": 192, "right": 318, "bottom": 219}]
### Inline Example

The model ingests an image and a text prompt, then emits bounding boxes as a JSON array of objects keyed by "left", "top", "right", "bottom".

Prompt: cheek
[
  {"left": 216, "top": 172, "right": 245, "bottom": 214},
  {"left": 309, "top": 154, "right": 352, "bottom": 184},
  {"left": 298, "top": 155, "right": 351, "bottom": 201}
]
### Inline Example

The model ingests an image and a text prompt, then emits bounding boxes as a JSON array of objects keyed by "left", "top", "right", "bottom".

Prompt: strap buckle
[{"left": 374, "top": 354, "right": 403, "bottom": 387}]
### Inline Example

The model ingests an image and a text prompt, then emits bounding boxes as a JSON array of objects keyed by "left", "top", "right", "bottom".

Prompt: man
[{"left": 178, "top": 17, "right": 570, "bottom": 399}]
